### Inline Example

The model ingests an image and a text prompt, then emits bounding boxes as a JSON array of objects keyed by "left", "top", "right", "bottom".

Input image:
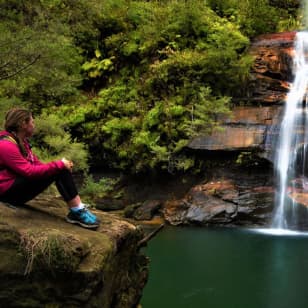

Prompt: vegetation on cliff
[{"left": 0, "top": 0, "right": 301, "bottom": 173}]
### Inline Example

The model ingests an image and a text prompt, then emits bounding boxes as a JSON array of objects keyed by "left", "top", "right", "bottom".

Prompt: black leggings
[{"left": 0, "top": 169, "right": 78, "bottom": 205}]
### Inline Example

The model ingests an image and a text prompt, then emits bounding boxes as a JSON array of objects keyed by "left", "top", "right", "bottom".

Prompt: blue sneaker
[{"left": 66, "top": 207, "right": 100, "bottom": 229}]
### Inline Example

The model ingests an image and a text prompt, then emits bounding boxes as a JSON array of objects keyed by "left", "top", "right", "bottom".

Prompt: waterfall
[{"left": 272, "top": 31, "right": 308, "bottom": 230}]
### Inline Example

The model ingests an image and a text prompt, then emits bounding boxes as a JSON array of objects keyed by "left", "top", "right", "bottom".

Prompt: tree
[
  {"left": 57, "top": 1, "right": 250, "bottom": 172},
  {"left": 207, "top": 0, "right": 299, "bottom": 37}
]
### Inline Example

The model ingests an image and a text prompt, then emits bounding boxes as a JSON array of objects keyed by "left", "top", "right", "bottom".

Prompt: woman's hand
[{"left": 61, "top": 157, "right": 74, "bottom": 172}]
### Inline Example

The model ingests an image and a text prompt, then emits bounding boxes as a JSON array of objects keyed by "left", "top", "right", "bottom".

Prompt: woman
[{"left": 0, "top": 108, "right": 100, "bottom": 229}]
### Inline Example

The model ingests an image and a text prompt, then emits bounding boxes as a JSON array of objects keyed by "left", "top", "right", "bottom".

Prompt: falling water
[{"left": 272, "top": 31, "right": 308, "bottom": 230}]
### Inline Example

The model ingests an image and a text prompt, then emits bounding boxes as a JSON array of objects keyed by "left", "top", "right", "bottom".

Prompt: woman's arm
[{"left": 0, "top": 141, "right": 65, "bottom": 178}]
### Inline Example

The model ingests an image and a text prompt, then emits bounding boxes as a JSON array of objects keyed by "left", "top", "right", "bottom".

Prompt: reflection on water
[
  {"left": 141, "top": 227, "right": 308, "bottom": 308},
  {"left": 251, "top": 227, "right": 308, "bottom": 236}
]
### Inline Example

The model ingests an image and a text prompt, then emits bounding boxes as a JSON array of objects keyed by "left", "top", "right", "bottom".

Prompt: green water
[{"left": 141, "top": 226, "right": 308, "bottom": 308}]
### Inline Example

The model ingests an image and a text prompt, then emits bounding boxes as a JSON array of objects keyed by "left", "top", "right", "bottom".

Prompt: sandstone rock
[
  {"left": 247, "top": 31, "right": 295, "bottom": 104},
  {"left": 124, "top": 200, "right": 163, "bottom": 221},
  {"left": 188, "top": 105, "right": 282, "bottom": 160},
  {"left": 184, "top": 197, "right": 238, "bottom": 224},
  {"left": 132, "top": 200, "right": 162, "bottom": 221},
  {"left": 163, "top": 200, "right": 191, "bottom": 226},
  {"left": 0, "top": 199, "right": 148, "bottom": 308},
  {"left": 163, "top": 170, "right": 275, "bottom": 227},
  {"left": 124, "top": 202, "right": 143, "bottom": 218},
  {"left": 95, "top": 197, "right": 126, "bottom": 211},
  {"left": 188, "top": 32, "right": 296, "bottom": 159},
  {"left": 189, "top": 124, "right": 265, "bottom": 151}
]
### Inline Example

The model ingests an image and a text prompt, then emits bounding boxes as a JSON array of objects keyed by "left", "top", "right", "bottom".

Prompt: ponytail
[{"left": 4, "top": 108, "right": 32, "bottom": 158}]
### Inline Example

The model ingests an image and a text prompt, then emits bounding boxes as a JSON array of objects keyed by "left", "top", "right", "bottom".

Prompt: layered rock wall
[
  {"left": 189, "top": 31, "right": 296, "bottom": 157},
  {"left": 247, "top": 31, "right": 295, "bottom": 104}
]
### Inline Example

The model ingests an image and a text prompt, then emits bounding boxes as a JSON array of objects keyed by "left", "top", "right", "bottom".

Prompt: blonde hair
[{"left": 4, "top": 108, "right": 32, "bottom": 157}]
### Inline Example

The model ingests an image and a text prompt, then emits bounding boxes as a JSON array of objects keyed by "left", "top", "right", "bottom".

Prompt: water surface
[{"left": 141, "top": 226, "right": 308, "bottom": 308}]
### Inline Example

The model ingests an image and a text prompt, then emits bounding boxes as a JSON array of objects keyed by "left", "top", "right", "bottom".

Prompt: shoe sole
[{"left": 66, "top": 217, "right": 100, "bottom": 229}]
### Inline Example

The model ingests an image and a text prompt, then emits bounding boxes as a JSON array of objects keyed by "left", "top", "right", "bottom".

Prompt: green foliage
[
  {"left": 32, "top": 113, "right": 88, "bottom": 172},
  {"left": 0, "top": 0, "right": 301, "bottom": 173},
  {"left": 59, "top": 0, "right": 245, "bottom": 172},
  {"left": 0, "top": 23, "right": 82, "bottom": 110},
  {"left": 0, "top": 1, "right": 93, "bottom": 174},
  {"left": 207, "top": 0, "right": 300, "bottom": 37},
  {"left": 80, "top": 175, "right": 118, "bottom": 204},
  {"left": 82, "top": 53, "right": 115, "bottom": 78},
  {"left": 235, "top": 151, "right": 262, "bottom": 167},
  {"left": 42, "top": 0, "right": 104, "bottom": 53}
]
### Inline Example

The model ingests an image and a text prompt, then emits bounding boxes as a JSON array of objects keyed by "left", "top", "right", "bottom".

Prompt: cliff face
[
  {"left": 246, "top": 31, "right": 295, "bottom": 104},
  {"left": 189, "top": 105, "right": 281, "bottom": 156},
  {"left": 0, "top": 199, "right": 148, "bottom": 308},
  {"left": 189, "top": 31, "right": 296, "bottom": 157},
  {"left": 166, "top": 32, "right": 297, "bottom": 227}
]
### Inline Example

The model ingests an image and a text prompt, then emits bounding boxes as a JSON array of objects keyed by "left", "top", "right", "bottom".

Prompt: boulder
[
  {"left": 132, "top": 200, "right": 162, "bottom": 221},
  {"left": 0, "top": 198, "right": 148, "bottom": 308},
  {"left": 95, "top": 197, "right": 126, "bottom": 211},
  {"left": 163, "top": 168, "right": 275, "bottom": 226},
  {"left": 125, "top": 200, "right": 162, "bottom": 221}
]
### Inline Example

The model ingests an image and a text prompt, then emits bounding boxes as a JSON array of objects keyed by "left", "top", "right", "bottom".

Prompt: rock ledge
[{"left": 0, "top": 198, "right": 148, "bottom": 308}]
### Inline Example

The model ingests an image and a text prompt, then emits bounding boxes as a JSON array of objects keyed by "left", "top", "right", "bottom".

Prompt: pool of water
[{"left": 141, "top": 226, "right": 308, "bottom": 308}]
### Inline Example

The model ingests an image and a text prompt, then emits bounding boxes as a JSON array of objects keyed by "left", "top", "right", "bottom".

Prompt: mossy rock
[{"left": 0, "top": 200, "right": 148, "bottom": 307}]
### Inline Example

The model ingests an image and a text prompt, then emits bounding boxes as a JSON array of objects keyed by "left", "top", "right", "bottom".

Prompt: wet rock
[
  {"left": 224, "top": 106, "right": 281, "bottom": 125},
  {"left": 247, "top": 31, "right": 295, "bottom": 104},
  {"left": 124, "top": 202, "right": 143, "bottom": 218},
  {"left": 185, "top": 196, "right": 238, "bottom": 224},
  {"left": 163, "top": 170, "right": 275, "bottom": 227},
  {"left": 95, "top": 197, "right": 126, "bottom": 211},
  {"left": 125, "top": 200, "right": 162, "bottom": 221},
  {"left": 0, "top": 199, "right": 148, "bottom": 308},
  {"left": 188, "top": 105, "right": 282, "bottom": 164},
  {"left": 288, "top": 186, "right": 308, "bottom": 208},
  {"left": 163, "top": 200, "right": 191, "bottom": 226},
  {"left": 189, "top": 123, "right": 266, "bottom": 151},
  {"left": 164, "top": 180, "right": 238, "bottom": 225}
]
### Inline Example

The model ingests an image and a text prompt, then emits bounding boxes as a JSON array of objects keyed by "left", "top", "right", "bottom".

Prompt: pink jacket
[{"left": 0, "top": 131, "right": 65, "bottom": 195}]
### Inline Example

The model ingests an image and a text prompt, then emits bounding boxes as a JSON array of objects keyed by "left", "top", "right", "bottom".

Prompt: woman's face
[{"left": 21, "top": 116, "right": 35, "bottom": 138}]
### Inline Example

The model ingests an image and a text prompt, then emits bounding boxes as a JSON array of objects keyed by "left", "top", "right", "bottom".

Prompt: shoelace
[
  {"left": 83, "top": 204, "right": 97, "bottom": 219},
  {"left": 79, "top": 207, "right": 97, "bottom": 223}
]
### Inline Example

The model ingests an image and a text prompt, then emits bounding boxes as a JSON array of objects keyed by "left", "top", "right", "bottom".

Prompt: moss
[
  {"left": 0, "top": 248, "right": 25, "bottom": 273},
  {"left": 0, "top": 200, "right": 148, "bottom": 307}
]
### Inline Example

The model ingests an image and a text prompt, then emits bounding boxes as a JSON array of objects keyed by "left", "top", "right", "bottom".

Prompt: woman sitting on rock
[{"left": 0, "top": 107, "right": 100, "bottom": 229}]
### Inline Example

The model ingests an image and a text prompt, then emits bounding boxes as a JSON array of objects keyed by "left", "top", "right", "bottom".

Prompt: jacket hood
[{"left": 0, "top": 130, "right": 9, "bottom": 138}]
